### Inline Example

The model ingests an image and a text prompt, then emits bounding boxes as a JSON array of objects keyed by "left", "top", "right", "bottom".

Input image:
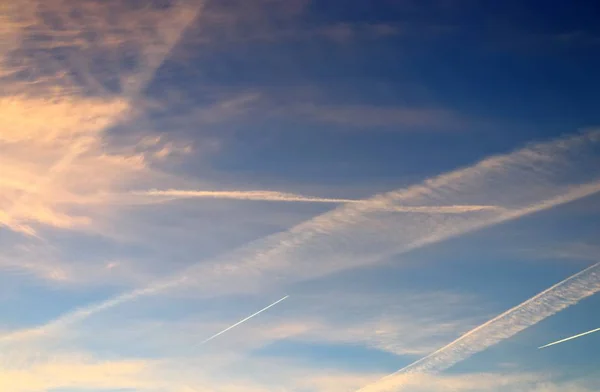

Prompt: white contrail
[
  {"left": 2, "top": 130, "right": 600, "bottom": 345},
  {"left": 201, "top": 296, "right": 289, "bottom": 345},
  {"left": 128, "top": 189, "right": 501, "bottom": 213},
  {"left": 356, "top": 262, "right": 600, "bottom": 392},
  {"left": 538, "top": 327, "right": 600, "bottom": 349},
  {"left": 132, "top": 189, "right": 359, "bottom": 204}
]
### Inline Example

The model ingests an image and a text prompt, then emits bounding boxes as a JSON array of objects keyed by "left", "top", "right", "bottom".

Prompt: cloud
[
  {"left": 184, "top": 0, "right": 404, "bottom": 46},
  {"left": 0, "top": 293, "right": 596, "bottom": 392},
  {"left": 141, "top": 88, "right": 463, "bottom": 133},
  {"left": 357, "top": 262, "right": 600, "bottom": 391},
  {"left": 353, "top": 372, "right": 598, "bottom": 392},
  {"left": 0, "top": 353, "right": 156, "bottom": 392},
  {"left": 258, "top": 290, "right": 483, "bottom": 357},
  {"left": 0, "top": 95, "right": 131, "bottom": 234},
  {"left": 38, "top": 288, "right": 480, "bottom": 380},
  {"left": 0, "top": 95, "right": 129, "bottom": 144},
  {"left": 0, "top": 0, "right": 203, "bottom": 236},
  {"left": 3, "top": 129, "right": 599, "bottom": 344},
  {"left": 1, "top": 349, "right": 596, "bottom": 392},
  {"left": 1, "top": 0, "right": 203, "bottom": 96}
]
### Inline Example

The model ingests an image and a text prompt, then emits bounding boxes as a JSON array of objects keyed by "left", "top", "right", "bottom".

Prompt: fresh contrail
[
  {"left": 539, "top": 327, "right": 600, "bottom": 349},
  {"left": 356, "top": 262, "right": 600, "bottom": 392},
  {"left": 201, "top": 296, "right": 289, "bottom": 345}
]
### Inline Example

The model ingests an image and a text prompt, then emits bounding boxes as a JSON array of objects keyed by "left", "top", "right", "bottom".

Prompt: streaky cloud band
[{"left": 2, "top": 130, "right": 599, "bottom": 346}]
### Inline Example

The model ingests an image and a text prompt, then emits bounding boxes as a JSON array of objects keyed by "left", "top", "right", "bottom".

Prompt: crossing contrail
[
  {"left": 201, "top": 296, "right": 289, "bottom": 345},
  {"left": 2, "top": 130, "right": 600, "bottom": 346},
  {"left": 539, "top": 327, "right": 600, "bottom": 349}
]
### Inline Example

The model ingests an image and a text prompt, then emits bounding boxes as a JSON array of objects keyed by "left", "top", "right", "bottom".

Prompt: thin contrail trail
[
  {"left": 201, "top": 296, "right": 289, "bottom": 345},
  {"left": 356, "top": 262, "right": 600, "bottom": 392},
  {"left": 539, "top": 327, "right": 600, "bottom": 349}
]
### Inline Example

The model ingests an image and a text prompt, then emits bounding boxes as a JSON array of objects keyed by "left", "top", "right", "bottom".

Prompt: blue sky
[{"left": 0, "top": 0, "right": 599, "bottom": 391}]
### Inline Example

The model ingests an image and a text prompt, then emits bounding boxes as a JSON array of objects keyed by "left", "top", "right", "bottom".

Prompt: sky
[{"left": 0, "top": 0, "right": 599, "bottom": 391}]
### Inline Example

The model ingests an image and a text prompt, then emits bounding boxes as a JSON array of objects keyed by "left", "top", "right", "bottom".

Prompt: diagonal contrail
[
  {"left": 539, "top": 327, "right": 600, "bottom": 349},
  {"left": 201, "top": 296, "right": 289, "bottom": 345},
  {"left": 356, "top": 262, "right": 600, "bottom": 392}
]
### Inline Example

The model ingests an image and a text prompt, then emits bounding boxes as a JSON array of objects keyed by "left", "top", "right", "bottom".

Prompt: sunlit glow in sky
[{"left": 0, "top": 1, "right": 599, "bottom": 391}]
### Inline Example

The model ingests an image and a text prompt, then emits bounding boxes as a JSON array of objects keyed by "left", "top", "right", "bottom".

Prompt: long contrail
[
  {"left": 127, "top": 189, "right": 501, "bottom": 213},
  {"left": 132, "top": 189, "right": 359, "bottom": 204},
  {"left": 201, "top": 296, "right": 289, "bottom": 345},
  {"left": 2, "top": 130, "right": 600, "bottom": 346},
  {"left": 356, "top": 262, "right": 600, "bottom": 392},
  {"left": 539, "top": 327, "right": 600, "bottom": 349}
]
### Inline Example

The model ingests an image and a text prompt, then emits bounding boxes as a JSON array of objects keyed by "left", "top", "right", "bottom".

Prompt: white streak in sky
[
  {"left": 2, "top": 130, "right": 600, "bottom": 345},
  {"left": 356, "top": 262, "right": 600, "bottom": 392},
  {"left": 129, "top": 189, "right": 501, "bottom": 213},
  {"left": 132, "top": 189, "right": 360, "bottom": 204},
  {"left": 538, "top": 327, "right": 600, "bottom": 349},
  {"left": 201, "top": 296, "right": 289, "bottom": 345}
]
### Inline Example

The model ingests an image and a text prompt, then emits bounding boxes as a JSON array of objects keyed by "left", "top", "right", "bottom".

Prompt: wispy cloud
[
  {"left": 352, "top": 372, "right": 598, "bottom": 392},
  {"left": 0, "top": 0, "right": 203, "bottom": 236},
  {"left": 48, "top": 289, "right": 480, "bottom": 378},
  {"left": 1, "top": 0, "right": 203, "bottom": 96},
  {"left": 172, "top": 90, "right": 465, "bottom": 130},
  {"left": 1, "top": 350, "right": 596, "bottom": 392},
  {"left": 2, "top": 129, "right": 599, "bottom": 345},
  {"left": 0, "top": 353, "right": 156, "bottom": 392},
  {"left": 272, "top": 291, "right": 482, "bottom": 357},
  {"left": 357, "top": 262, "right": 600, "bottom": 392}
]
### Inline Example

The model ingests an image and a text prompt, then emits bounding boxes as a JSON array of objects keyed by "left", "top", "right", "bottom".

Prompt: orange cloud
[
  {"left": 0, "top": 355, "right": 155, "bottom": 392},
  {"left": 0, "top": 95, "right": 134, "bottom": 234},
  {"left": 0, "top": 0, "right": 203, "bottom": 237}
]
